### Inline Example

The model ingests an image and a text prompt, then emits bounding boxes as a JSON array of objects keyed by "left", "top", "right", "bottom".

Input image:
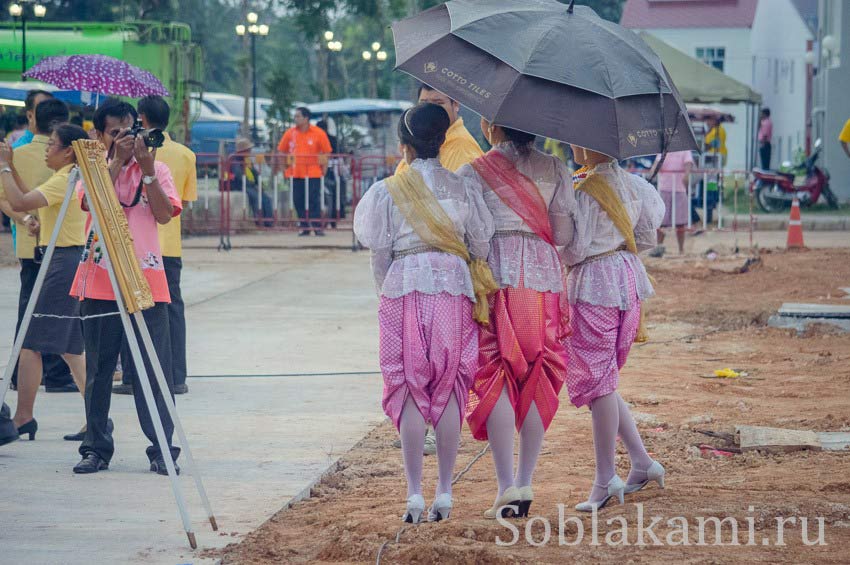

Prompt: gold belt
[
  {"left": 392, "top": 245, "right": 445, "bottom": 260},
  {"left": 493, "top": 229, "right": 542, "bottom": 241},
  {"left": 572, "top": 244, "right": 629, "bottom": 268}
]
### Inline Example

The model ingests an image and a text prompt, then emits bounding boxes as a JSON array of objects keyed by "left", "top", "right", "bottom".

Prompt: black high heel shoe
[
  {"left": 17, "top": 419, "right": 38, "bottom": 440},
  {"left": 63, "top": 419, "right": 113, "bottom": 442}
]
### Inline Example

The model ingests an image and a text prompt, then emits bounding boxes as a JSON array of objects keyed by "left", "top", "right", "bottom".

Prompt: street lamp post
[
  {"left": 324, "top": 31, "right": 343, "bottom": 100},
  {"left": 361, "top": 42, "right": 387, "bottom": 98},
  {"left": 8, "top": 1, "right": 47, "bottom": 81},
  {"left": 236, "top": 12, "right": 270, "bottom": 143}
]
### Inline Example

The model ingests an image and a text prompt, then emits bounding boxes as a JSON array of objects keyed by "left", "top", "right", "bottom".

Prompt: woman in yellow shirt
[{"left": 0, "top": 124, "right": 90, "bottom": 439}]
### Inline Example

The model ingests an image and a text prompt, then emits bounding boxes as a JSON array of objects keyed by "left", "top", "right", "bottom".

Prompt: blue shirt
[{"left": 12, "top": 129, "right": 34, "bottom": 149}]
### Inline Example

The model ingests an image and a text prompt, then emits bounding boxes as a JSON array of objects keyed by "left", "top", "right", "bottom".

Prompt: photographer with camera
[
  {"left": 113, "top": 96, "right": 197, "bottom": 396},
  {"left": 69, "top": 99, "right": 183, "bottom": 475}
]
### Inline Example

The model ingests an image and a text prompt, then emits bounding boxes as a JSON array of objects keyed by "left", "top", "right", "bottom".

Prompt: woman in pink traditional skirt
[
  {"left": 458, "top": 122, "right": 577, "bottom": 519},
  {"left": 562, "top": 146, "right": 667, "bottom": 511},
  {"left": 353, "top": 103, "right": 495, "bottom": 524}
]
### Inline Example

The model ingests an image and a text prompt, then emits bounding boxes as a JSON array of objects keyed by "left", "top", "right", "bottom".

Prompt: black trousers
[
  {"left": 292, "top": 177, "right": 323, "bottom": 229},
  {"left": 79, "top": 299, "right": 179, "bottom": 464},
  {"left": 13, "top": 259, "right": 73, "bottom": 388},
  {"left": 759, "top": 142, "right": 772, "bottom": 170},
  {"left": 123, "top": 257, "right": 186, "bottom": 387}
]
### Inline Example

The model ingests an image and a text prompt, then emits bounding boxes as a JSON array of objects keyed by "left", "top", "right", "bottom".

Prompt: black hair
[
  {"left": 501, "top": 126, "right": 536, "bottom": 156},
  {"left": 35, "top": 99, "right": 70, "bottom": 135},
  {"left": 295, "top": 106, "right": 312, "bottom": 119},
  {"left": 138, "top": 95, "right": 170, "bottom": 129},
  {"left": 397, "top": 102, "right": 450, "bottom": 160},
  {"left": 24, "top": 89, "right": 53, "bottom": 111},
  {"left": 417, "top": 83, "right": 434, "bottom": 98},
  {"left": 316, "top": 119, "right": 328, "bottom": 131},
  {"left": 70, "top": 115, "right": 84, "bottom": 126},
  {"left": 53, "top": 124, "right": 90, "bottom": 149},
  {"left": 762, "top": 108, "right": 770, "bottom": 117},
  {"left": 15, "top": 113, "right": 28, "bottom": 127},
  {"left": 93, "top": 98, "right": 138, "bottom": 133}
]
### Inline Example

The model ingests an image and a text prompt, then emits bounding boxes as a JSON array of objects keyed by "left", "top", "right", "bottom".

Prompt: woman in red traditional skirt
[{"left": 458, "top": 121, "right": 578, "bottom": 519}]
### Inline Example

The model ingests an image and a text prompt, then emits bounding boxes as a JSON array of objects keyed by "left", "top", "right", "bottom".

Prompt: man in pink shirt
[
  {"left": 649, "top": 150, "right": 693, "bottom": 255},
  {"left": 70, "top": 100, "right": 183, "bottom": 475},
  {"left": 758, "top": 108, "right": 773, "bottom": 170}
]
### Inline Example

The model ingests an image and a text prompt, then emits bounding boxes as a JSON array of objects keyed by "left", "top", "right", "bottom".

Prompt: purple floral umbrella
[{"left": 23, "top": 54, "right": 169, "bottom": 99}]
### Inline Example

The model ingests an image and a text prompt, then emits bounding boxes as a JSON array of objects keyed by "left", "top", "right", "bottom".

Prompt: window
[{"left": 696, "top": 47, "right": 725, "bottom": 72}]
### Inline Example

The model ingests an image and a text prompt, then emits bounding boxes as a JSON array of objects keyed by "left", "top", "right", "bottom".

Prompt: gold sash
[
  {"left": 385, "top": 168, "right": 498, "bottom": 325},
  {"left": 575, "top": 172, "right": 650, "bottom": 343}
]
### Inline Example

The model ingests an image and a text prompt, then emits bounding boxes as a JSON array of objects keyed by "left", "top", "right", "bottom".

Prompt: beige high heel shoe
[
  {"left": 517, "top": 485, "right": 534, "bottom": 517},
  {"left": 624, "top": 460, "right": 666, "bottom": 494},
  {"left": 484, "top": 486, "right": 521, "bottom": 519}
]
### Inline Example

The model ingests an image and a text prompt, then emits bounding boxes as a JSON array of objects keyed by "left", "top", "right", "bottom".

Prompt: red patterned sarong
[
  {"left": 466, "top": 285, "right": 567, "bottom": 441},
  {"left": 379, "top": 291, "right": 478, "bottom": 429}
]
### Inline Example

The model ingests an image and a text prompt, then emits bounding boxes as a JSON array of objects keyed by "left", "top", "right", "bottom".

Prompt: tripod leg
[{"left": 134, "top": 311, "right": 218, "bottom": 531}]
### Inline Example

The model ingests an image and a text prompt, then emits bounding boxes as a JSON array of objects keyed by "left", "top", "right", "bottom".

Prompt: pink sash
[{"left": 471, "top": 150, "right": 555, "bottom": 246}]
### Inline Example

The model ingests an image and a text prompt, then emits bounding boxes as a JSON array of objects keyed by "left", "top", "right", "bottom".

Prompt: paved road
[{"left": 0, "top": 244, "right": 384, "bottom": 564}]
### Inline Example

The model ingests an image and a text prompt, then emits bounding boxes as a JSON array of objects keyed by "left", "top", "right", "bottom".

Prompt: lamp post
[
  {"left": 323, "top": 31, "right": 343, "bottom": 100},
  {"left": 236, "top": 12, "right": 270, "bottom": 143},
  {"left": 8, "top": 1, "right": 47, "bottom": 81},
  {"left": 361, "top": 42, "right": 387, "bottom": 98}
]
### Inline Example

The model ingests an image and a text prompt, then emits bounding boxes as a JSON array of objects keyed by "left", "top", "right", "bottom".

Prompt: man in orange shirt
[{"left": 276, "top": 107, "right": 332, "bottom": 236}]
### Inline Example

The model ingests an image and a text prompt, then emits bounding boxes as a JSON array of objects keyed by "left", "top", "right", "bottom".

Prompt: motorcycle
[{"left": 750, "top": 138, "right": 838, "bottom": 213}]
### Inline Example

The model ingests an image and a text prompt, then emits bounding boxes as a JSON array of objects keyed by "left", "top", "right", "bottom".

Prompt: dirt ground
[{"left": 217, "top": 248, "right": 850, "bottom": 564}]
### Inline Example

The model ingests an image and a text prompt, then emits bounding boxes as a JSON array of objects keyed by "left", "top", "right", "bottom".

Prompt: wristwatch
[{"left": 142, "top": 174, "right": 156, "bottom": 185}]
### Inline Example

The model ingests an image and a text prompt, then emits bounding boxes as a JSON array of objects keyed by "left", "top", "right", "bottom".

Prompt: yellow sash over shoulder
[
  {"left": 385, "top": 167, "right": 498, "bottom": 325},
  {"left": 575, "top": 170, "right": 650, "bottom": 343}
]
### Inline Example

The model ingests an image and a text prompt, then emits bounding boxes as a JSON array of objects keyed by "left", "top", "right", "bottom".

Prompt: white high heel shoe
[
  {"left": 575, "top": 475, "right": 626, "bottom": 513},
  {"left": 483, "top": 486, "right": 521, "bottom": 519},
  {"left": 624, "top": 460, "right": 666, "bottom": 494},
  {"left": 428, "top": 492, "right": 453, "bottom": 522},
  {"left": 403, "top": 494, "right": 426, "bottom": 524}
]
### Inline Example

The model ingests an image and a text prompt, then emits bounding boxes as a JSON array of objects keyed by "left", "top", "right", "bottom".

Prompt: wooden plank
[{"left": 735, "top": 425, "right": 822, "bottom": 453}]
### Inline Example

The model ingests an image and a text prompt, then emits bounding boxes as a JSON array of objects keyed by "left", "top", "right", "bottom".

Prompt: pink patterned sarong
[
  {"left": 466, "top": 283, "right": 567, "bottom": 441},
  {"left": 379, "top": 291, "right": 478, "bottom": 429},
  {"left": 564, "top": 265, "right": 641, "bottom": 408}
]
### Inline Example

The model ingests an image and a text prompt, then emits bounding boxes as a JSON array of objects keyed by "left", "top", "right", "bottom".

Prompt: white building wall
[
  {"left": 819, "top": 0, "right": 850, "bottom": 201},
  {"left": 642, "top": 28, "right": 753, "bottom": 171},
  {"left": 750, "top": 0, "right": 813, "bottom": 167}
]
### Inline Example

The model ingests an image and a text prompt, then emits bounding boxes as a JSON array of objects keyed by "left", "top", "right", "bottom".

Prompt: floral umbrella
[{"left": 23, "top": 54, "right": 169, "bottom": 99}]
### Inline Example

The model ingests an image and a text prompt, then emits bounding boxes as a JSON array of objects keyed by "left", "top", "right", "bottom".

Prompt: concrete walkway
[{"left": 0, "top": 245, "right": 384, "bottom": 564}]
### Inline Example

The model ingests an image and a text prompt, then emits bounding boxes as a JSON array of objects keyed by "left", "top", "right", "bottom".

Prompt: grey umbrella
[{"left": 391, "top": 0, "right": 698, "bottom": 159}]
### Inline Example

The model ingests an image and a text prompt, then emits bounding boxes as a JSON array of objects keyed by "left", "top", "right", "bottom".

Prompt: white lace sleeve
[
  {"left": 462, "top": 175, "right": 495, "bottom": 260},
  {"left": 549, "top": 160, "right": 578, "bottom": 247},
  {"left": 560, "top": 191, "right": 600, "bottom": 266},
  {"left": 353, "top": 181, "right": 395, "bottom": 291},
  {"left": 631, "top": 174, "right": 665, "bottom": 252}
]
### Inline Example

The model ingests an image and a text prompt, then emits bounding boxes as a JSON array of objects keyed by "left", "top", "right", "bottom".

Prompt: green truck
[{"left": 0, "top": 21, "right": 202, "bottom": 141}]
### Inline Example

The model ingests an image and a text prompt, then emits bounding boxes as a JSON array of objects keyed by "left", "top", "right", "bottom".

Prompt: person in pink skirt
[
  {"left": 458, "top": 121, "right": 577, "bottom": 519},
  {"left": 353, "top": 103, "right": 495, "bottom": 524},
  {"left": 562, "top": 145, "right": 667, "bottom": 511}
]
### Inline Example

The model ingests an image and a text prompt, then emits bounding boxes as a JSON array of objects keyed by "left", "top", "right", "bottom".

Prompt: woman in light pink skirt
[
  {"left": 562, "top": 146, "right": 667, "bottom": 512},
  {"left": 354, "top": 103, "right": 494, "bottom": 524}
]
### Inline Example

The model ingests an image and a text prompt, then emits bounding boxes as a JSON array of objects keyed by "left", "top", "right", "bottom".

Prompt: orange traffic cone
[{"left": 786, "top": 197, "right": 804, "bottom": 249}]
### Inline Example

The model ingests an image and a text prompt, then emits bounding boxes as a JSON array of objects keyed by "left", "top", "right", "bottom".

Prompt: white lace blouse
[
  {"left": 561, "top": 161, "right": 666, "bottom": 309},
  {"left": 353, "top": 158, "right": 495, "bottom": 299},
  {"left": 456, "top": 143, "right": 578, "bottom": 293}
]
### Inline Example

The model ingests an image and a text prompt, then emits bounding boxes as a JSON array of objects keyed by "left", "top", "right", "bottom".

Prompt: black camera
[{"left": 129, "top": 119, "right": 165, "bottom": 149}]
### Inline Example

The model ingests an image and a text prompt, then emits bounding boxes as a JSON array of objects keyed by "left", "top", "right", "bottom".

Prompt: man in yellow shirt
[
  {"left": 395, "top": 84, "right": 483, "bottom": 174},
  {"left": 839, "top": 118, "right": 850, "bottom": 160},
  {"left": 116, "top": 96, "right": 197, "bottom": 395},
  {"left": 704, "top": 116, "right": 728, "bottom": 167},
  {"left": 1, "top": 97, "right": 78, "bottom": 393}
]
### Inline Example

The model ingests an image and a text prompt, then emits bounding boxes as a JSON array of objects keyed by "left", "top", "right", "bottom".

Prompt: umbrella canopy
[
  {"left": 23, "top": 54, "right": 169, "bottom": 98},
  {"left": 391, "top": 0, "right": 697, "bottom": 159}
]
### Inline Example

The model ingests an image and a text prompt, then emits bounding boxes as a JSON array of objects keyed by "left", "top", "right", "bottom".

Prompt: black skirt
[{"left": 22, "top": 246, "right": 85, "bottom": 355}]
